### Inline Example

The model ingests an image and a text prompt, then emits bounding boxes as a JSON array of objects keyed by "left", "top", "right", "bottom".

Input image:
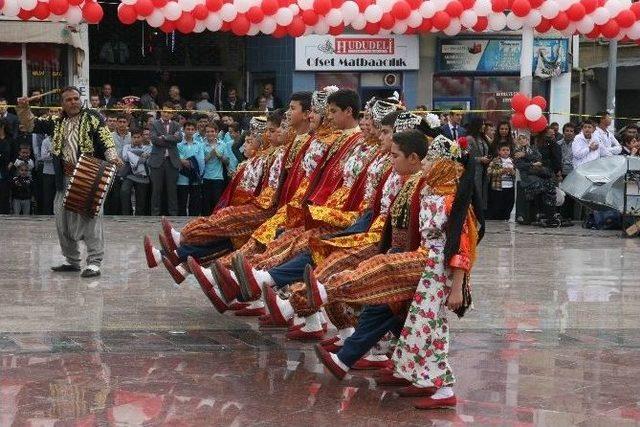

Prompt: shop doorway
[{"left": 0, "top": 60, "right": 22, "bottom": 104}]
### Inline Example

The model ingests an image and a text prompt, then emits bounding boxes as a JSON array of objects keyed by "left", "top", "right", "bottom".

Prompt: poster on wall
[
  {"left": 437, "top": 38, "right": 569, "bottom": 76},
  {"left": 295, "top": 35, "right": 419, "bottom": 71}
]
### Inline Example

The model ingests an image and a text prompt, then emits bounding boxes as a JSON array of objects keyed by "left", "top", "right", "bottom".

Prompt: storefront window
[
  {"left": 474, "top": 76, "right": 547, "bottom": 124},
  {"left": 315, "top": 73, "right": 359, "bottom": 91},
  {"left": 433, "top": 76, "right": 472, "bottom": 98},
  {"left": 27, "top": 43, "right": 67, "bottom": 106}
]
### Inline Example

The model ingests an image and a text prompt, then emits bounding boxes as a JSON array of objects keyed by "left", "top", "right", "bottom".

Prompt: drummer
[{"left": 17, "top": 86, "right": 123, "bottom": 278}]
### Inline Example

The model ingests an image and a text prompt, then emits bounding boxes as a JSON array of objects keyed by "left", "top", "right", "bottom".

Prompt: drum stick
[{"left": 26, "top": 88, "right": 61, "bottom": 102}]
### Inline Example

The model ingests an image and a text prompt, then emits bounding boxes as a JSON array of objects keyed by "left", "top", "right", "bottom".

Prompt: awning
[
  {"left": 587, "top": 57, "right": 640, "bottom": 70},
  {"left": 0, "top": 21, "right": 85, "bottom": 51}
]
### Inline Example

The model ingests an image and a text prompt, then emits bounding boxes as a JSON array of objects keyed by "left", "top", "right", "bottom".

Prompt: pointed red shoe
[
  {"left": 314, "top": 344, "right": 347, "bottom": 380},
  {"left": 259, "top": 315, "right": 289, "bottom": 328},
  {"left": 161, "top": 216, "right": 178, "bottom": 253},
  {"left": 143, "top": 235, "right": 159, "bottom": 268},
  {"left": 414, "top": 395, "right": 457, "bottom": 410},
  {"left": 320, "top": 336, "right": 339, "bottom": 347},
  {"left": 288, "top": 322, "right": 305, "bottom": 332},
  {"left": 263, "top": 284, "right": 290, "bottom": 326},
  {"left": 397, "top": 385, "right": 437, "bottom": 397},
  {"left": 162, "top": 256, "right": 186, "bottom": 284},
  {"left": 212, "top": 260, "right": 241, "bottom": 303},
  {"left": 231, "top": 253, "right": 262, "bottom": 301},
  {"left": 188, "top": 256, "right": 228, "bottom": 314},
  {"left": 228, "top": 301, "right": 250, "bottom": 311},
  {"left": 234, "top": 306, "right": 266, "bottom": 317},
  {"left": 286, "top": 328, "right": 325, "bottom": 341},
  {"left": 304, "top": 264, "right": 324, "bottom": 310},
  {"left": 352, "top": 358, "right": 392, "bottom": 370},
  {"left": 375, "top": 373, "right": 411, "bottom": 387},
  {"left": 324, "top": 343, "right": 343, "bottom": 353},
  {"left": 159, "top": 234, "right": 180, "bottom": 266}
]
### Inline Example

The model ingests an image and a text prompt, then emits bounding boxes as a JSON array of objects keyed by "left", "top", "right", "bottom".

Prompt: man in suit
[
  {"left": 149, "top": 102, "right": 182, "bottom": 216},
  {"left": 0, "top": 98, "right": 19, "bottom": 139},
  {"left": 440, "top": 109, "right": 466, "bottom": 141},
  {"left": 220, "top": 87, "right": 247, "bottom": 129},
  {"left": 100, "top": 83, "right": 118, "bottom": 109}
]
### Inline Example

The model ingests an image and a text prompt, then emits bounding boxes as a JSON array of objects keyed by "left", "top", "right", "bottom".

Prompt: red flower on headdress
[{"left": 457, "top": 136, "right": 468, "bottom": 150}]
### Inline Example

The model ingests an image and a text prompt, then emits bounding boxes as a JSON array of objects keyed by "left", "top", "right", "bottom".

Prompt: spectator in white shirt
[
  {"left": 592, "top": 111, "right": 622, "bottom": 156},
  {"left": 572, "top": 119, "right": 609, "bottom": 168},
  {"left": 39, "top": 136, "right": 56, "bottom": 214}
]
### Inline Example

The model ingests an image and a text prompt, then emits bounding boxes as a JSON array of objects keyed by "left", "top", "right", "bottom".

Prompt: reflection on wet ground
[{"left": 1, "top": 216, "right": 639, "bottom": 426}]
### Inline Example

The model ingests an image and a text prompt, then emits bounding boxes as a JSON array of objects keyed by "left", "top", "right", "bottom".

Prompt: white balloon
[
  {"left": 121, "top": 0, "right": 137, "bottom": 5},
  {"left": 506, "top": 13, "right": 523, "bottom": 30},
  {"left": 407, "top": 10, "right": 422, "bottom": 27},
  {"left": 473, "top": 0, "right": 491, "bottom": 16},
  {"left": 205, "top": 13, "right": 223, "bottom": 30},
  {"left": 179, "top": 0, "right": 196, "bottom": 12},
  {"left": 556, "top": 0, "right": 571, "bottom": 10},
  {"left": 592, "top": 7, "right": 610, "bottom": 25},
  {"left": 314, "top": 18, "right": 330, "bottom": 34},
  {"left": 248, "top": 23, "right": 260, "bottom": 35},
  {"left": 289, "top": 4, "right": 300, "bottom": 15},
  {"left": 392, "top": 20, "right": 407, "bottom": 33},
  {"left": 220, "top": 3, "right": 237, "bottom": 21},
  {"left": 2, "top": 0, "right": 20, "bottom": 16},
  {"left": 419, "top": 1, "right": 435, "bottom": 18},
  {"left": 619, "top": 0, "right": 632, "bottom": 8},
  {"left": 460, "top": 10, "right": 478, "bottom": 28},
  {"left": 364, "top": 4, "right": 383, "bottom": 22},
  {"left": 234, "top": 0, "right": 251, "bottom": 13},
  {"left": 443, "top": 17, "right": 461, "bottom": 35},
  {"left": 432, "top": 0, "right": 448, "bottom": 11},
  {"left": 524, "top": 104, "right": 543, "bottom": 121},
  {"left": 65, "top": 6, "right": 82, "bottom": 24},
  {"left": 194, "top": 20, "right": 206, "bottom": 32},
  {"left": 351, "top": 13, "right": 367, "bottom": 29},
  {"left": 163, "top": 2, "right": 182, "bottom": 20},
  {"left": 275, "top": 7, "right": 293, "bottom": 25},
  {"left": 325, "top": 8, "right": 343, "bottom": 26},
  {"left": 540, "top": 0, "right": 559, "bottom": 19},
  {"left": 561, "top": 22, "right": 576, "bottom": 36},
  {"left": 298, "top": 0, "right": 314, "bottom": 10},
  {"left": 260, "top": 16, "right": 277, "bottom": 33},
  {"left": 377, "top": 0, "right": 394, "bottom": 13},
  {"left": 576, "top": 16, "right": 595, "bottom": 33},
  {"left": 19, "top": 0, "right": 38, "bottom": 12},
  {"left": 627, "top": 21, "right": 640, "bottom": 39},
  {"left": 147, "top": 9, "right": 165, "bottom": 26},
  {"left": 487, "top": 12, "right": 506, "bottom": 31},
  {"left": 605, "top": 0, "right": 623, "bottom": 16},
  {"left": 525, "top": 9, "right": 541, "bottom": 27},
  {"left": 341, "top": 1, "right": 359, "bottom": 24}
]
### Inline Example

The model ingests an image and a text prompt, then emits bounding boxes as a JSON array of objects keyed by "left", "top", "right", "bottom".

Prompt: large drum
[{"left": 63, "top": 154, "right": 117, "bottom": 218}]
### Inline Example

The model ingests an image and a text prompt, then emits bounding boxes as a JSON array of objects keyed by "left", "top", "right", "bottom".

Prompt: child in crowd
[
  {"left": 177, "top": 120, "right": 204, "bottom": 216},
  {"left": 201, "top": 122, "right": 227, "bottom": 214},
  {"left": 11, "top": 144, "right": 34, "bottom": 177},
  {"left": 11, "top": 163, "right": 32, "bottom": 215},
  {"left": 121, "top": 128, "right": 152, "bottom": 215},
  {"left": 487, "top": 142, "right": 516, "bottom": 220},
  {"left": 621, "top": 134, "right": 639, "bottom": 156}
]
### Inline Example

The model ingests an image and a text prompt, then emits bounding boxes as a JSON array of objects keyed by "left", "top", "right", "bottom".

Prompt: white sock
[
  {"left": 203, "top": 268, "right": 216, "bottom": 286},
  {"left": 301, "top": 312, "right": 322, "bottom": 332},
  {"left": 229, "top": 270, "right": 238, "bottom": 284},
  {"left": 292, "top": 315, "right": 305, "bottom": 326},
  {"left": 275, "top": 296, "right": 294, "bottom": 320},
  {"left": 363, "top": 353, "right": 388, "bottom": 362},
  {"left": 86, "top": 264, "right": 100, "bottom": 272},
  {"left": 431, "top": 386, "right": 454, "bottom": 399},
  {"left": 152, "top": 247, "right": 162, "bottom": 264},
  {"left": 253, "top": 269, "right": 275, "bottom": 286},
  {"left": 247, "top": 300, "right": 264, "bottom": 309},
  {"left": 317, "top": 281, "right": 328, "bottom": 304},
  {"left": 318, "top": 310, "right": 327, "bottom": 324},
  {"left": 338, "top": 327, "right": 354, "bottom": 341},
  {"left": 330, "top": 353, "right": 349, "bottom": 372},
  {"left": 171, "top": 228, "right": 181, "bottom": 246},
  {"left": 176, "top": 264, "right": 188, "bottom": 277}
]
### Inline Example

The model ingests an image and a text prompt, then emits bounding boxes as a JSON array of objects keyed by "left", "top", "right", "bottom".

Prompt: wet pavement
[{"left": 1, "top": 215, "right": 639, "bottom": 426}]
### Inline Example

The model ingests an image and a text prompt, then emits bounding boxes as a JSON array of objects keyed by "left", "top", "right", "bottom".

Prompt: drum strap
[{"left": 85, "top": 160, "right": 107, "bottom": 216}]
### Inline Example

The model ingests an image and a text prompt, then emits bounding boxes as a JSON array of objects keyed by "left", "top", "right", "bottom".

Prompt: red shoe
[
  {"left": 352, "top": 358, "right": 391, "bottom": 370},
  {"left": 314, "top": 344, "right": 347, "bottom": 380},
  {"left": 188, "top": 256, "right": 228, "bottom": 314},
  {"left": 143, "top": 235, "right": 160, "bottom": 268},
  {"left": 263, "top": 284, "right": 290, "bottom": 326},
  {"left": 304, "top": 264, "right": 324, "bottom": 310},
  {"left": 375, "top": 372, "right": 411, "bottom": 387},
  {"left": 320, "top": 336, "right": 339, "bottom": 347},
  {"left": 414, "top": 395, "right": 457, "bottom": 410},
  {"left": 286, "top": 328, "right": 325, "bottom": 341},
  {"left": 212, "top": 260, "right": 241, "bottom": 302},
  {"left": 161, "top": 216, "right": 178, "bottom": 253},
  {"left": 259, "top": 314, "right": 270, "bottom": 322},
  {"left": 288, "top": 323, "right": 305, "bottom": 332},
  {"left": 159, "top": 234, "right": 180, "bottom": 266},
  {"left": 397, "top": 385, "right": 437, "bottom": 397},
  {"left": 231, "top": 253, "right": 262, "bottom": 301},
  {"left": 375, "top": 367, "right": 393, "bottom": 377},
  {"left": 228, "top": 301, "right": 250, "bottom": 311},
  {"left": 162, "top": 256, "right": 186, "bottom": 284},
  {"left": 324, "top": 343, "right": 343, "bottom": 353},
  {"left": 234, "top": 306, "right": 266, "bottom": 316}
]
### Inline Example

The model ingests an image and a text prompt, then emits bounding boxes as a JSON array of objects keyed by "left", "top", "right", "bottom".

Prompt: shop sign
[
  {"left": 437, "top": 37, "right": 569, "bottom": 75},
  {"left": 295, "top": 35, "right": 419, "bottom": 71}
]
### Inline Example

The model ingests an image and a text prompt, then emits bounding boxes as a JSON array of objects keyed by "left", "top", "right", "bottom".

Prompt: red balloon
[
  {"left": 68, "top": 0, "right": 82, "bottom": 6},
  {"left": 473, "top": 16, "right": 488, "bottom": 31},
  {"left": 302, "top": 9, "right": 318, "bottom": 25},
  {"left": 82, "top": 1, "right": 103, "bottom": 23},
  {"left": 597, "top": 0, "right": 605, "bottom": 6},
  {"left": 529, "top": 0, "right": 543, "bottom": 7},
  {"left": 530, "top": 95, "right": 547, "bottom": 110},
  {"left": 510, "top": 0, "right": 530, "bottom": 17},
  {"left": 272, "top": 24, "right": 287, "bottom": 37},
  {"left": 616, "top": 10, "right": 635, "bottom": 28},
  {"left": 176, "top": 12, "right": 196, "bottom": 33},
  {"left": 231, "top": 14, "right": 250, "bottom": 35},
  {"left": 552, "top": 11, "right": 569, "bottom": 30},
  {"left": 153, "top": 0, "right": 168, "bottom": 7},
  {"left": 511, "top": 112, "right": 527, "bottom": 129},
  {"left": 364, "top": 21, "right": 380, "bottom": 34},
  {"left": 380, "top": 12, "right": 395, "bottom": 29},
  {"left": 206, "top": 0, "right": 222, "bottom": 11},
  {"left": 586, "top": 25, "right": 601, "bottom": 39},
  {"left": 406, "top": 0, "right": 421, "bottom": 9},
  {"left": 221, "top": 21, "right": 231, "bottom": 31},
  {"left": 631, "top": 2, "right": 640, "bottom": 20},
  {"left": 536, "top": 17, "right": 552, "bottom": 32},
  {"left": 491, "top": 0, "right": 508, "bottom": 13},
  {"left": 278, "top": 0, "right": 289, "bottom": 6},
  {"left": 18, "top": 9, "right": 33, "bottom": 20},
  {"left": 117, "top": 4, "right": 137, "bottom": 25},
  {"left": 312, "top": 0, "right": 331, "bottom": 15},
  {"left": 134, "top": 0, "right": 154, "bottom": 17},
  {"left": 460, "top": 0, "right": 475, "bottom": 8},
  {"left": 32, "top": 2, "right": 50, "bottom": 20},
  {"left": 530, "top": 116, "right": 548, "bottom": 133},
  {"left": 580, "top": 0, "right": 597, "bottom": 14},
  {"left": 419, "top": 18, "right": 432, "bottom": 32},
  {"left": 510, "top": 92, "right": 529, "bottom": 113},
  {"left": 159, "top": 20, "right": 176, "bottom": 32},
  {"left": 48, "top": 0, "right": 69, "bottom": 16},
  {"left": 355, "top": 0, "right": 370, "bottom": 12},
  {"left": 247, "top": 6, "right": 264, "bottom": 22},
  {"left": 445, "top": 0, "right": 463, "bottom": 18},
  {"left": 191, "top": 4, "right": 207, "bottom": 19},
  {"left": 262, "top": 0, "right": 279, "bottom": 15},
  {"left": 432, "top": 10, "right": 451, "bottom": 30},
  {"left": 288, "top": 15, "right": 306, "bottom": 37},
  {"left": 329, "top": 23, "right": 344, "bottom": 35},
  {"left": 331, "top": 0, "right": 344, "bottom": 8},
  {"left": 391, "top": 1, "right": 411, "bottom": 20},
  {"left": 566, "top": 3, "right": 585, "bottom": 21},
  {"left": 601, "top": 20, "right": 620, "bottom": 38}
]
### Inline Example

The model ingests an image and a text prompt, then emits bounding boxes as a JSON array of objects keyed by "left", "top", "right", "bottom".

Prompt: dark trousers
[
  {"left": 41, "top": 173, "right": 56, "bottom": 215},
  {"left": 173, "top": 239, "right": 234, "bottom": 263},
  {"left": 104, "top": 178, "right": 122, "bottom": 215},
  {"left": 150, "top": 160, "right": 178, "bottom": 216},
  {"left": 177, "top": 184, "right": 201, "bottom": 216},
  {"left": 0, "top": 179, "right": 11, "bottom": 214},
  {"left": 488, "top": 187, "right": 515, "bottom": 220},
  {"left": 121, "top": 179, "right": 150, "bottom": 216},
  {"left": 337, "top": 304, "right": 404, "bottom": 367},
  {"left": 201, "top": 178, "right": 225, "bottom": 215}
]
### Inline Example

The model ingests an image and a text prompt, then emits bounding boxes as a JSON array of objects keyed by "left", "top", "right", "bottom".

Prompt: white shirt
[
  {"left": 500, "top": 158, "right": 514, "bottom": 188},
  {"left": 593, "top": 127, "right": 622, "bottom": 155},
  {"left": 572, "top": 132, "right": 609, "bottom": 168}
]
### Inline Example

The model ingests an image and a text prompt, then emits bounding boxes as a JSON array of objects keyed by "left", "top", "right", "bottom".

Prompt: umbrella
[{"left": 560, "top": 155, "right": 640, "bottom": 214}]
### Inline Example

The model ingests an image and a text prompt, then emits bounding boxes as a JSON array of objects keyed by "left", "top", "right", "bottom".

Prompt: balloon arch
[{"left": 2, "top": 0, "right": 640, "bottom": 39}]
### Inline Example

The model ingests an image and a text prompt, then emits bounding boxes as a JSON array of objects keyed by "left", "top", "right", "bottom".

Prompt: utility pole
[
  {"left": 606, "top": 40, "right": 617, "bottom": 130},
  {"left": 519, "top": 26, "right": 534, "bottom": 97}
]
